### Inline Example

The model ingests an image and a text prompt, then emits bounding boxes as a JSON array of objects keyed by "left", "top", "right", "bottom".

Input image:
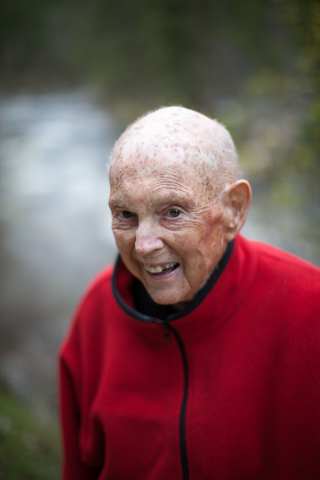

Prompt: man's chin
[{"left": 146, "top": 288, "right": 191, "bottom": 310}]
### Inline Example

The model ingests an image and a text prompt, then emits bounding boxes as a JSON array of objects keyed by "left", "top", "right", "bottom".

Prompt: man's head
[{"left": 108, "top": 106, "right": 251, "bottom": 307}]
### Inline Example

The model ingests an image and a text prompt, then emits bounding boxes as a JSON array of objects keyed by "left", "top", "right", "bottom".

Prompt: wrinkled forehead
[
  {"left": 109, "top": 147, "right": 219, "bottom": 206},
  {"left": 111, "top": 140, "right": 209, "bottom": 180}
]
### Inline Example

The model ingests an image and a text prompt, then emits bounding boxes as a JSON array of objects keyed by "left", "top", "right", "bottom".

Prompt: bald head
[
  {"left": 110, "top": 106, "right": 239, "bottom": 195},
  {"left": 108, "top": 106, "right": 251, "bottom": 305}
]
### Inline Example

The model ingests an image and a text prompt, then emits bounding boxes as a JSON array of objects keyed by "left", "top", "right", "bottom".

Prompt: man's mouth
[{"left": 143, "top": 262, "right": 179, "bottom": 275}]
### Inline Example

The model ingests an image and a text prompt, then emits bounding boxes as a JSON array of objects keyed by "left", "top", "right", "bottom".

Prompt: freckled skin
[
  {"left": 109, "top": 106, "right": 251, "bottom": 307},
  {"left": 110, "top": 162, "right": 226, "bottom": 306}
]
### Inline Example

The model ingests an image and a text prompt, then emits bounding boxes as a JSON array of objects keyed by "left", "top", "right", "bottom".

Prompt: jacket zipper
[{"left": 165, "top": 322, "right": 189, "bottom": 480}]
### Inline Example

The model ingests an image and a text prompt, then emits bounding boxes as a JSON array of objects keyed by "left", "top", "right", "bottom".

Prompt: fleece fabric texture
[{"left": 59, "top": 235, "right": 320, "bottom": 479}]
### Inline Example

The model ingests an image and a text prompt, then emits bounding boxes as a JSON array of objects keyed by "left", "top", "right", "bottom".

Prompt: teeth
[{"left": 144, "top": 263, "right": 176, "bottom": 273}]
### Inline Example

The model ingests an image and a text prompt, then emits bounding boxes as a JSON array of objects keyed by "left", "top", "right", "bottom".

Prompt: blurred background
[{"left": 0, "top": 0, "right": 319, "bottom": 477}]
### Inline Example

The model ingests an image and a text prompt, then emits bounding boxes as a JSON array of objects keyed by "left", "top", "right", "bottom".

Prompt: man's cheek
[{"left": 114, "top": 232, "right": 134, "bottom": 249}]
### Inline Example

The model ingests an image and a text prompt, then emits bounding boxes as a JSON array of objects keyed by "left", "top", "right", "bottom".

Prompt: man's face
[{"left": 109, "top": 142, "right": 230, "bottom": 307}]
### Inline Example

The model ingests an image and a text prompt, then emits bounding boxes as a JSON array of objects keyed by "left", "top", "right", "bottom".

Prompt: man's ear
[{"left": 223, "top": 180, "right": 252, "bottom": 242}]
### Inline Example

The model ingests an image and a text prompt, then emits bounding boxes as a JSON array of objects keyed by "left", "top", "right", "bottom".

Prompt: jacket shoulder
[
  {"left": 77, "top": 264, "right": 115, "bottom": 309},
  {"left": 248, "top": 239, "right": 320, "bottom": 308},
  {"left": 60, "top": 264, "right": 116, "bottom": 356},
  {"left": 251, "top": 239, "right": 319, "bottom": 274}
]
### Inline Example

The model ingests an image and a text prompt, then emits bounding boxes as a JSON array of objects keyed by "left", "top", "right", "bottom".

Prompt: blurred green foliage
[
  {"left": 0, "top": 0, "right": 319, "bottom": 222},
  {"left": 0, "top": 387, "right": 61, "bottom": 479},
  {"left": 0, "top": 0, "right": 318, "bottom": 105}
]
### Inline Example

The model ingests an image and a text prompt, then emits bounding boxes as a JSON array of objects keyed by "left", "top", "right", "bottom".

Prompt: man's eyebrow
[
  {"left": 108, "top": 197, "right": 126, "bottom": 208},
  {"left": 109, "top": 184, "right": 198, "bottom": 210},
  {"left": 150, "top": 189, "right": 196, "bottom": 207}
]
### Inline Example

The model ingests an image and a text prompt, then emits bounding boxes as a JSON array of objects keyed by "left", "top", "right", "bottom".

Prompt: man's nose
[{"left": 135, "top": 220, "right": 164, "bottom": 256}]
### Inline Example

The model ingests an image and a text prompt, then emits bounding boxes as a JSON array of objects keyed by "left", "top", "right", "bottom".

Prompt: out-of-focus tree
[{"left": 0, "top": 0, "right": 319, "bottom": 234}]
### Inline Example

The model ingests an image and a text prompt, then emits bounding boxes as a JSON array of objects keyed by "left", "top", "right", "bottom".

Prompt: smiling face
[
  {"left": 109, "top": 107, "right": 251, "bottom": 308},
  {"left": 108, "top": 107, "right": 250, "bottom": 307},
  {"left": 109, "top": 160, "right": 228, "bottom": 306}
]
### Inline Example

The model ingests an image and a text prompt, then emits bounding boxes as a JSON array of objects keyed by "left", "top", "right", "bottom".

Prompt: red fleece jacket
[{"left": 59, "top": 235, "right": 320, "bottom": 479}]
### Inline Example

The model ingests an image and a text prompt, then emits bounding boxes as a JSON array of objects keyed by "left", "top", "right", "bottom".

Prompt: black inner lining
[{"left": 132, "top": 240, "right": 234, "bottom": 321}]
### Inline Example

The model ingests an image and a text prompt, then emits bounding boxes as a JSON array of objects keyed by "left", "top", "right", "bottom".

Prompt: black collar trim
[{"left": 112, "top": 240, "right": 234, "bottom": 324}]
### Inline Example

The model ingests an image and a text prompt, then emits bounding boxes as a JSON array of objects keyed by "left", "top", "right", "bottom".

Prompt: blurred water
[
  {"left": 0, "top": 91, "right": 118, "bottom": 417},
  {"left": 0, "top": 91, "right": 318, "bottom": 418}
]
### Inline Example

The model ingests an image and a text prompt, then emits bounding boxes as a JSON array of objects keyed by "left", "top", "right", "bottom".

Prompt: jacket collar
[{"left": 112, "top": 235, "right": 257, "bottom": 337}]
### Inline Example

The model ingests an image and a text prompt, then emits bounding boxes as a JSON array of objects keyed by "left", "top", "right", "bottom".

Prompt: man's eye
[
  {"left": 167, "top": 208, "right": 181, "bottom": 218},
  {"left": 119, "top": 210, "right": 133, "bottom": 219}
]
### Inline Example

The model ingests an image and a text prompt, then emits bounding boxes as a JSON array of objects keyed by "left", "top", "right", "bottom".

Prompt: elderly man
[{"left": 59, "top": 106, "right": 320, "bottom": 479}]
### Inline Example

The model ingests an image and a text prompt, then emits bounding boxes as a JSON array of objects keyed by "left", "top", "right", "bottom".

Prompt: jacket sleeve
[{"left": 59, "top": 348, "right": 101, "bottom": 480}]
